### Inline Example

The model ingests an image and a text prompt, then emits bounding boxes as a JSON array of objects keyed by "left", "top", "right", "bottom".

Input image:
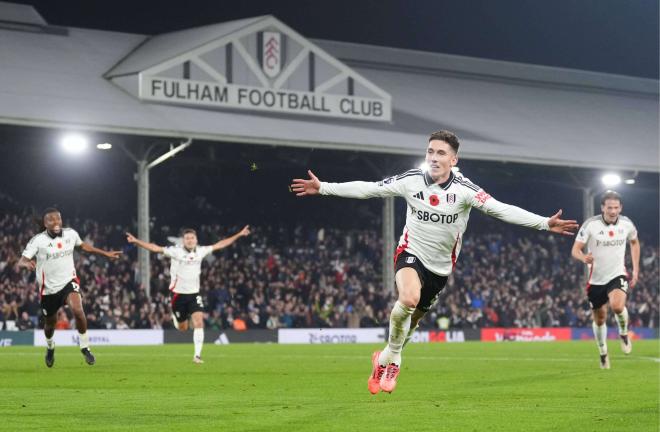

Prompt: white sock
[
  {"left": 193, "top": 328, "right": 204, "bottom": 357},
  {"left": 46, "top": 337, "right": 55, "bottom": 349},
  {"left": 592, "top": 322, "right": 608, "bottom": 355},
  {"left": 379, "top": 301, "right": 415, "bottom": 366},
  {"left": 615, "top": 307, "right": 629, "bottom": 336},
  {"left": 78, "top": 332, "right": 90, "bottom": 350}
]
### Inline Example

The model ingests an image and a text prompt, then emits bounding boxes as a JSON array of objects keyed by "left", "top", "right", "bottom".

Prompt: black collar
[
  {"left": 424, "top": 170, "right": 454, "bottom": 190},
  {"left": 439, "top": 171, "right": 455, "bottom": 190},
  {"left": 601, "top": 214, "right": 619, "bottom": 226},
  {"left": 46, "top": 230, "right": 62, "bottom": 239}
]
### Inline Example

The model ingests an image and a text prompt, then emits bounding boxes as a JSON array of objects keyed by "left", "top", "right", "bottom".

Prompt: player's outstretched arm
[
  {"left": 571, "top": 241, "right": 593, "bottom": 264},
  {"left": 477, "top": 194, "right": 578, "bottom": 236},
  {"left": 290, "top": 170, "right": 321, "bottom": 196},
  {"left": 546, "top": 209, "right": 579, "bottom": 236},
  {"left": 79, "top": 242, "right": 122, "bottom": 260},
  {"left": 629, "top": 238, "right": 640, "bottom": 287},
  {"left": 125, "top": 233, "right": 164, "bottom": 254},
  {"left": 291, "top": 169, "right": 406, "bottom": 199},
  {"left": 211, "top": 225, "right": 251, "bottom": 252}
]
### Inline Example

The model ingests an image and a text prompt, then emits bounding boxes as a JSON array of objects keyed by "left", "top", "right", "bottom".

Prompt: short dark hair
[
  {"left": 428, "top": 130, "right": 460, "bottom": 153},
  {"left": 601, "top": 190, "right": 622, "bottom": 205},
  {"left": 42, "top": 207, "right": 60, "bottom": 219},
  {"left": 181, "top": 228, "right": 197, "bottom": 236}
]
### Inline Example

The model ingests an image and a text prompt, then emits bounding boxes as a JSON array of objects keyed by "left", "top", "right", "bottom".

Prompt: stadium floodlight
[
  {"left": 419, "top": 162, "right": 429, "bottom": 172},
  {"left": 60, "top": 133, "right": 89, "bottom": 154},
  {"left": 96, "top": 143, "right": 112, "bottom": 150},
  {"left": 624, "top": 178, "right": 635, "bottom": 185},
  {"left": 601, "top": 173, "right": 621, "bottom": 187},
  {"left": 451, "top": 166, "right": 460, "bottom": 173}
]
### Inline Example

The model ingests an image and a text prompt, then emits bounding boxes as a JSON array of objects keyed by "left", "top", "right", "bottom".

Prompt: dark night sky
[{"left": 12, "top": 0, "right": 660, "bottom": 79}]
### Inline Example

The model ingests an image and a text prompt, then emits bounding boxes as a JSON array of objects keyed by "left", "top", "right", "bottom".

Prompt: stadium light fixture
[
  {"left": 419, "top": 162, "right": 429, "bottom": 172},
  {"left": 451, "top": 166, "right": 460, "bottom": 173},
  {"left": 601, "top": 173, "right": 621, "bottom": 187},
  {"left": 60, "top": 133, "right": 89, "bottom": 154},
  {"left": 96, "top": 143, "right": 112, "bottom": 150},
  {"left": 624, "top": 178, "right": 635, "bottom": 185}
]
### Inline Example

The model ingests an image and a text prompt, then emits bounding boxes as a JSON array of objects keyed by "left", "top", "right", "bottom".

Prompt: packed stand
[{"left": 0, "top": 209, "right": 658, "bottom": 331}]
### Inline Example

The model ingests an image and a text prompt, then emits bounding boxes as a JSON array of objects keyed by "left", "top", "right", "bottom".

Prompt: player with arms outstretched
[
  {"left": 126, "top": 226, "right": 250, "bottom": 363},
  {"left": 16, "top": 208, "right": 122, "bottom": 367},
  {"left": 571, "top": 190, "right": 639, "bottom": 369},
  {"left": 291, "top": 130, "right": 578, "bottom": 394}
]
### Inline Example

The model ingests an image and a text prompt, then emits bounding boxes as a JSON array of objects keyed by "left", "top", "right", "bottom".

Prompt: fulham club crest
[
  {"left": 262, "top": 32, "right": 281, "bottom": 78},
  {"left": 446, "top": 193, "right": 456, "bottom": 204}
]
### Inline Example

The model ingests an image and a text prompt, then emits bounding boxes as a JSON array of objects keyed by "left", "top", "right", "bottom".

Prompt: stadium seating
[{"left": 0, "top": 209, "right": 657, "bottom": 330}]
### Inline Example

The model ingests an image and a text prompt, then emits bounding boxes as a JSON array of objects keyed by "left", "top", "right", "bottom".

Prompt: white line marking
[{"left": 637, "top": 356, "right": 660, "bottom": 363}]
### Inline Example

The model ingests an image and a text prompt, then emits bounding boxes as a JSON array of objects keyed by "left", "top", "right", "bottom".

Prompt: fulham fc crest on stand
[{"left": 261, "top": 32, "right": 281, "bottom": 78}]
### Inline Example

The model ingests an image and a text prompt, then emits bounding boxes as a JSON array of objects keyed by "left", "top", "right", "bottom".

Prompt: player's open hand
[
  {"left": 291, "top": 170, "right": 321, "bottom": 196},
  {"left": 547, "top": 209, "right": 579, "bottom": 236},
  {"left": 239, "top": 225, "right": 251, "bottom": 237},
  {"left": 105, "top": 250, "right": 122, "bottom": 260},
  {"left": 126, "top": 232, "right": 137, "bottom": 243},
  {"left": 631, "top": 270, "right": 639, "bottom": 288},
  {"left": 15, "top": 259, "right": 36, "bottom": 272}
]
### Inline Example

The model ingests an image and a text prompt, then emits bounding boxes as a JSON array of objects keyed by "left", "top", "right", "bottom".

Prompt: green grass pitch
[{"left": 1, "top": 341, "right": 658, "bottom": 431}]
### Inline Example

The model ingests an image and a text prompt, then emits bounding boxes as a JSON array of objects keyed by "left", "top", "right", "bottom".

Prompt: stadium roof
[{"left": 0, "top": 2, "right": 658, "bottom": 171}]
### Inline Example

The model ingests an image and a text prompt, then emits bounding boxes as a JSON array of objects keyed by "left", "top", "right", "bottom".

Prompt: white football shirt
[
  {"left": 22, "top": 228, "right": 82, "bottom": 296},
  {"left": 320, "top": 169, "right": 549, "bottom": 276},
  {"left": 163, "top": 245, "right": 213, "bottom": 294},
  {"left": 575, "top": 215, "right": 637, "bottom": 285}
]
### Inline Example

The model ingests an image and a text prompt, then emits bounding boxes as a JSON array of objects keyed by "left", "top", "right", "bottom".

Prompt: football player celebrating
[
  {"left": 291, "top": 130, "right": 578, "bottom": 394},
  {"left": 16, "top": 208, "right": 122, "bottom": 367},
  {"left": 126, "top": 225, "right": 250, "bottom": 363},
  {"left": 572, "top": 190, "right": 640, "bottom": 369}
]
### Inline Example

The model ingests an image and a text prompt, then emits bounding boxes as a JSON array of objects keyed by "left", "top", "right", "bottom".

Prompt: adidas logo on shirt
[{"left": 413, "top": 191, "right": 425, "bottom": 200}]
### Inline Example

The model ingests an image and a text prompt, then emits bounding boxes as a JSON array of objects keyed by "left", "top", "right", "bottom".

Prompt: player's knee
[
  {"left": 398, "top": 295, "right": 419, "bottom": 309},
  {"left": 72, "top": 307, "right": 85, "bottom": 321},
  {"left": 611, "top": 304, "right": 625, "bottom": 315},
  {"left": 178, "top": 322, "right": 188, "bottom": 331}
]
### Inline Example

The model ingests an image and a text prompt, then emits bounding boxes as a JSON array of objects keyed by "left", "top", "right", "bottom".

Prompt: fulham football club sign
[{"left": 122, "top": 16, "right": 391, "bottom": 121}]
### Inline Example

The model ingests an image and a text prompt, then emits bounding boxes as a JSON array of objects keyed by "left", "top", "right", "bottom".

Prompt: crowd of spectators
[{"left": 0, "top": 208, "right": 657, "bottom": 331}]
